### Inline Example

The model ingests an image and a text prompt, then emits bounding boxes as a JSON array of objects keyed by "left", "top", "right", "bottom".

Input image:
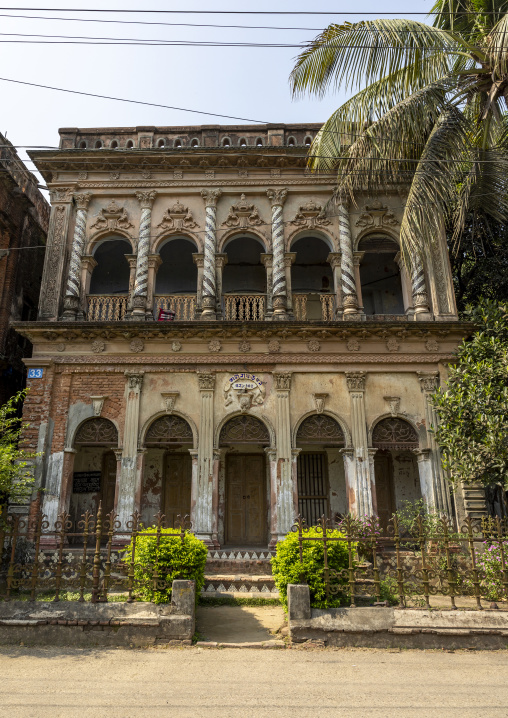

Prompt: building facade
[
  {"left": 14, "top": 123, "right": 481, "bottom": 547},
  {"left": 0, "top": 134, "right": 49, "bottom": 403}
]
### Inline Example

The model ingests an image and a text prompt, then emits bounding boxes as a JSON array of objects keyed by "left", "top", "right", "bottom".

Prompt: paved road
[{"left": 1, "top": 646, "right": 508, "bottom": 718}]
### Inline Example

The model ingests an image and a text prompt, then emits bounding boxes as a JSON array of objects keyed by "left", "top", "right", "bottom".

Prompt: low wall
[
  {"left": 287, "top": 584, "right": 508, "bottom": 650},
  {"left": 0, "top": 580, "right": 195, "bottom": 647}
]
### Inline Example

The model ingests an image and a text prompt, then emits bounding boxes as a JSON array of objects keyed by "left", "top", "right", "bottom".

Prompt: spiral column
[
  {"left": 132, "top": 190, "right": 157, "bottom": 318},
  {"left": 411, "top": 252, "right": 430, "bottom": 315},
  {"left": 200, "top": 189, "right": 222, "bottom": 320},
  {"left": 61, "top": 192, "right": 92, "bottom": 320},
  {"left": 266, "top": 188, "right": 288, "bottom": 320},
  {"left": 337, "top": 201, "right": 359, "bottom": 316}
]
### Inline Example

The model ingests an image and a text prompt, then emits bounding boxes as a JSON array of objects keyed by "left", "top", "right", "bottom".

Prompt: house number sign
[
  {"left": 228, "top": 373, "right": 264, "bottom": 391},
  {"left": 27, "top": 368, "right": 44, "bottom": 379}
]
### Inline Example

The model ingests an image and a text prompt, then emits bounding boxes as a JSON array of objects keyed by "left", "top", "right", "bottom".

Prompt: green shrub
[
  {"left": 122, "top": 527, "right": 208, "bottom": 604},
  {"left": 271, "top": 527, "right": 353, "bottom": 608}
]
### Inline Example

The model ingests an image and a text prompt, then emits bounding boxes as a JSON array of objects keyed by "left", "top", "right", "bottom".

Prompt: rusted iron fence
[
  {"left": 0, "top": 507, "right": 191, "bottom": 603},
  {"left": 292, "top": 514, "right": 508, "bottom": 609}
]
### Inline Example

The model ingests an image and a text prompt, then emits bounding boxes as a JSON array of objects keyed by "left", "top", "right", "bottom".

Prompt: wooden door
[
  {"left": 100, "top": 451, "right": 117, "bottom": 518},
  {"left": 163, "top": 453, "right": 192, "bottom": 528},
  {"left": 374, "top": 451, "right": 396, "bottom": 532},
  {"left": 226, "top": 454, "right": 265, "bottom": 545}
]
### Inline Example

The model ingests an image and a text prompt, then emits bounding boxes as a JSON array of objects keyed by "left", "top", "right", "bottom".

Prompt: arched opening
[
  {"left": 88, "top": 238, "right": 131, "bottom": 321},
  {"left": 256, "top": 137, "right": 263, "bottom": 147},
  {"left": 78, "top": 140, "right": 87, "bottom": 149},
  {"left": 95, "top": 140, "right": 102, "bottom": 149},
  {"left": 222, "top": 137, "right": 231, "bottom": 148},
  {"left": 191, "top": 138, "right": 199, "bottom": 148},
  {"left": 141, "top": 415, "right": 194, "bottom": 527},
  {"left": 219, "top": 415, "right": 270, "bottom": 546},
  {"left": 157, "top": 138, "right": 165, "bottom": 148},
  {"left": 69, "top": 418, "right": 119, "bottom": 528},
  {"left": 222, "top": 236, "right": 266, "bottom": 320},
  {"left": 291, "top": 235, "right": 334, "bottom": 320},
  {"left": 126, "top": 140, "right": 134, "bottom": 149},
  {"left": 154, "top": 237, "right": 198, "bottom": 320},
  {"left": 110, "top": 140, "right": 118, "bottom": 149},
  {"left": 372, "top": 417, "right": 421, "bottom": 531},
  {"left": 304, "top": 136, "right": 312, "bottom": 147},
  {"left": 296, "top": 415, "right": 346, "bottom": 525},
  {"left": 174, "top": 139, "right": 182, "bottom": 149},
  {"left": 239, "top": 137, "right": 247, "bottom": 147},
  {"left": 287, "top": 136, "right": 296, "bottom": 147},
  {"left": 358, "top": 234, "right": 405, "bottom": 316}
]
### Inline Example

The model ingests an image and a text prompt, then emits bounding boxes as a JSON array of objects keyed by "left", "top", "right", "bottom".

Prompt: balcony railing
[
  {"left": 87, "top": 294, "right": 128, "bottom": 321},
  {"left": 224, "top": 294, "right": 265, "bottom": 321},
  {"left": 154, "top": 294, "right": 196, "bottom": 321},
  {"left": 293, "top": 293, "right": 335, "bottom": 321}
]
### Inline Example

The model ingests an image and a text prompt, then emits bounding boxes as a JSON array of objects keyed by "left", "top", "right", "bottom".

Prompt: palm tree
[{"left": 290, "top": 0, "right": 508, "bottom": 267}]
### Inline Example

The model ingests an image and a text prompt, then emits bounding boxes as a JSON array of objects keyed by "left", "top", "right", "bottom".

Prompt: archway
[
  {"left": 70, "top": 418, "right": 119, "bottom": 526},
  {"left": 222, "top": 236, "right": 266, "bottom": 320},
  {"left": 155, "top": 237, "right": 198, "bottom": 320},
  {"left": 291, "top": 235, "right": 334, "bottom": 320},
  {"left": 358, "top": 234, "right": 405, "bottom": 316},
  {"left": 372, "top": 417, "right": 420, "bottom": 530},
  {"left": 295, "top": 414, "right": 346, "bottom": 525},
  {"left": 141, "top": 414, "right": 194, "bottom": 527},
  {"left": 219, "top": 415, "right": 270, "bottom": 546},
  {"left": 88, "top": 238, "right": 132, "bottom": 320}
]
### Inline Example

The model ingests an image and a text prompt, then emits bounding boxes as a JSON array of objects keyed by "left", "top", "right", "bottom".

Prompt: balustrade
[
  {"left": 87, "top": 294, "right": 128, "bottom": 321},
  {"left": 224, "top": 294, "right": 265, "bottom": 321},
  {"left": 293, "top": 293, "right": 336, "bottom": 321},
  {"left": 154, "top": 295, "right": 196, "bottom": 321}
]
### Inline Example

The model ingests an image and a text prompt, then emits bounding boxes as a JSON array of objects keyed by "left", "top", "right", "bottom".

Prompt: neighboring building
[
  {"left": 13, "top": 123, "right": 481, "bottom": 546},
  {"left": 0, "top": 134, "right": 49, "bottom": 404}
]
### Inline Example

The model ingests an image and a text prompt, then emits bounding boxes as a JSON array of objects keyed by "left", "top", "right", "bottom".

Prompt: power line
[
  {"left": 0, "top": 8, "right": 500, "bottom": 14},
  {"left": 0, "top": 77, "right": 269, "bottom": 123}
]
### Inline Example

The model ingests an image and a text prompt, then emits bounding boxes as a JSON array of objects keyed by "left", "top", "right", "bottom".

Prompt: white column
[
  {"left": 417, "top": 371, "right": 452, "bottom": 515},
  {"left": 337, "top": 200, "right": 360, "bottom": 316},
  {"left": 266, "top": 188, "right": 288, "bottom": 320},
  {"left": 188, "top": 449, "right": 199, "bottom": 530},
  {"left": 414, "top": 449, "right": 434, "bottom": 507},
  {"left": 345, "top": 371, "right": 373, "bottom": 516},
  {"left": 195, "top": 372, "right": 215, "bottom": 543},
  {"left": 117, "top": 371, "right": 144, "bottom": 529},
  {"left": 132, "top": 190, "right": 157, "bottom": 319},
  {"left": 200, "top": 189, "right": 222, "bottom": 320},
  {"left": 284, "top": 252, "right": 296, "bottom": 315},
  {"left": 61, "top": 192, "right": 92, "bottom": 320},
  {"left": 273, "top": 372, "right": 294, "bottom": 539}
]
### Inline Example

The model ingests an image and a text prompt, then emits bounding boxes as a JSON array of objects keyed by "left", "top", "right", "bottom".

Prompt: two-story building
[{"left": 14, "top": 123, "right": 483, "bottom": 547}]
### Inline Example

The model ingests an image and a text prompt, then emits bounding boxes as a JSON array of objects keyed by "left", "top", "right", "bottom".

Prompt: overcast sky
[{"left": 0, "top": 0, "right": 432, "bottom": 184}]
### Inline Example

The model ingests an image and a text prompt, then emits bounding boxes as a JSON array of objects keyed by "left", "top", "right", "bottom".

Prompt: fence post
[
  {"left": 371, "top": 516, "right": 381, "bottom": 604},
  {"left": 442, "top": 517, "right": 457, "bottom": 610},
  {"left": 29, "top": 510, "right": 44, "bottom": 602},
  {"left": 53, "top": 512, "right": 70, "bottom": 603},
  {"left": 91, "top": 503, "right": 103, "bottom": 604},
  {"left": 466, "top": 516, "right": 483, "bottom": 610},
  {"left": 417, "top": 515, "right": 431, "bottom": 609},
  {"left": 78, "top": 510, "right": 93, "bottom": 602},
  {"left": 126, "top": 510, "right": 140, "bottom": 603},
  {"left": 320, "top": 516, "right": 330, "bottom": 605},
  {"left": 496, "top": 517, "right": 508, "bottom": 603},
  {"left": 102, "top": 510, "right": 117, "bottom": 603},
  {"left": 393, "top": 515, "right": 406, "bottom": 608},
  {"left": 5, "top": 515, "right": 20, "bottom": 601},
  {"left": 345, "top": 515, "right": 356, "bottom": 608}
]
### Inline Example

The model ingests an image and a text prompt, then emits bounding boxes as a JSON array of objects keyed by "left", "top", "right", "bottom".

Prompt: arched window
[
  {"left": 239, "top": 137, "right": 247, "bottom": 147},
  {"left": 372, "top": 418, "right": 418, "bottom": 450},
  {"left": 95, "top": 140, "right": 103, "bottom": 149},
  {"left": 78, "top": 140, "right": 87, "bottom": 149},
  {"left": 296, "top": 415, "right": 345, "bottom": 446},
  {"left": 222, "top": 236, "right": 266, "bottom": 320},
  {"left": 287, "top": 136, "right": 296, "bottom": 147},
  {"left": 154, "top": 238, "right": 198, "bottom": 320},
  {"left": 191, "top": 138, "right": 199, "bottom": 148},
  {"left": 304, "top": 136, "right": 312, "bottom": 147},
  {"left": 157, "top": 138, "right": 165, "bottom": 148},
  {"left": 126, "top": 140, "right": 134, "bottom": 149},
  {"left": 291, "top": 235, "right": 334, "bottom": 320},
  {"left": 89, "top": 239, "right": 131, "bottom": 296},
  {"left": 110, "top": 140, "right": 118, "bottom": 149},
  {"left": 358, "top": 234, "right": 405, "bottom": 315},
  {"left": 174, "top": 139, "right": 182, "bottom": 149},
  {"left": 219, "top": 415, "right": 270, "bottom": 446},
  {"left": 222, "top": 137, "right": 231, "bottom": 147},
  {"left": 145, "top": 415, "right": 193, "bottom": 446},
  {"left": 256, "top": 137, "right": 264, "bottom": 147},
  {"left": 75, "top": 418, "right": 118, "bottom": 447}
]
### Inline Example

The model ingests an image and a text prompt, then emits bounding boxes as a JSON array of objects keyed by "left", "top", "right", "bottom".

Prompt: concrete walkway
[{"left": 196, "top": 604, "right": 285, "bottom": 643}]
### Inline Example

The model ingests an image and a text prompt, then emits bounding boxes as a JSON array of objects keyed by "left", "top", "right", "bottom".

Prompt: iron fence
[
  {"left": 292, "top": 514, "right": 508, "bottom": 609},
  {"left": 0, "top": 506, "right": 191, "bottom": 603}
]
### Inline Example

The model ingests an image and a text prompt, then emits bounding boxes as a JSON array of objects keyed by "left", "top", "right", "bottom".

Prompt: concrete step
[{"left": 202, "top": 574, "right": 279, "bottom": 599}]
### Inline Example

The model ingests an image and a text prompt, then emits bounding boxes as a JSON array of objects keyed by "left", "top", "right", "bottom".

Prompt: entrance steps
[{"left": 203, "top": 548, "right": 279, "bottom": 598}]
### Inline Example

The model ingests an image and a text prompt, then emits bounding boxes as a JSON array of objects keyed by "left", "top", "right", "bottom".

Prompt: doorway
[
  {"left": 162, "top": 453, "right": 192, "bottom": 528},
  {"left": 226, "top": 454, "right": 266, "bottom": 546},
  {"left": 100, "top": 451, "right": 117, "bottom": 518}
]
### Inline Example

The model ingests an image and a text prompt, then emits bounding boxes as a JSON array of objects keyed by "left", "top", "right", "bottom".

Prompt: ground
[
  {"left": 195, "top": 603, "right": 285, "bottom": 643},
  {"left": 1, "top": 644, "right": 508, "bottom": 718}
]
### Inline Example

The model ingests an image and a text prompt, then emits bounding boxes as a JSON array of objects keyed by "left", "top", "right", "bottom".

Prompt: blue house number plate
[{"left": 27, "top": 368, "right": 44, "bottom": 379}]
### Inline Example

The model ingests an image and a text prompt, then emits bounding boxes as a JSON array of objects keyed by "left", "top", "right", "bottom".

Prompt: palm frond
[
  {"left": 290, "top": 19, "right": 462, "bottom": 99},
  {"left": 486, "top": 12, "right": 508, "bottom": 80}
]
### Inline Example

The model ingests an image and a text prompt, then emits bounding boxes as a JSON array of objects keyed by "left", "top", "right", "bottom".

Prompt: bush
[
  {"left": 271, "top": 527, "right": 353, "bottom": 608},
  {"left": 465, "top": 541, "right": 508, "bottom": 602},
  {"left": 122, "top": 527, "right": 208, "bottom": 604}
]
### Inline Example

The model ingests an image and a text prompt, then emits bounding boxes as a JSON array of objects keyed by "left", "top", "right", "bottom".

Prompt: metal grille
[{"left": 297, "top": 453, "right": 329, "bottom": 527}]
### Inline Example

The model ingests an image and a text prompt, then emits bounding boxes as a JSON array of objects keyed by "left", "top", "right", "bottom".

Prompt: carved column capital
[
  {"left": 49, "top": 186, "right": 75, "bottom": 204},
  {"left": 80, "top": 255, "right": 97, "bottom": 272},
  {"left": 345, "top": 371, "right": 366, "bottom": 392},
  {"left": 417, "top": 371, "right": 439, "bottom": 393},
  {"left": 197, "top": 372, "right": 216, "bottom": 391},
  {"left": 327, "top": 251, "right": 342, "bottom": 269},
  {"left": 273, "top": 372, "right": 292, "bottom": 391},
  {"left": 124, "top": 371, "right": 144, "bottom": 391},
  {"left": 135, "top": 190, "right": 157, "bottom": 209},
  {"left": 147, "top": 254, "right": 163, "bottom": 271},
  {"left": 260, "top": 253, "right": 273, "bottom": 268},
  {"left": 284, "top": 252, "right": 296, "bottom": 268},
  {"left": 200, "top": 188, "right": 222, "bottom": 207},
  {"left": 353, "top": 251, "right": 365, "bottom": 267},
  {"left": 74, "top": 192, "right": 92, "bottom": 210},
  {"left": 192, "top": 252, "right": 204, "bottom": 267},
  {"left": 215, "top": 253, "right": 228, "bottom": 270},
  {"left": 266, "top": 187, "right": 288, "bottom": 207}
]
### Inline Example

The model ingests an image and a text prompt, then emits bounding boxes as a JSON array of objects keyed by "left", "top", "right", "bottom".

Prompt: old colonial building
[
  {"left": 0, "top": 134, "right": 49, "bottom": 403},
  {"left": 14, "top": 123, "right": 483, "bottom": 547}
]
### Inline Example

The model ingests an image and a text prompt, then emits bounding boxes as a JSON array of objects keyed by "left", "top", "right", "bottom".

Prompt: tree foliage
[
  {"left": 0, "top": 391, "right": 37, "bottom": 508},
  {"left": 290, "top": 0, "right": 508, "bottom": 274},
  {"left": 431, "top": 300, "right": 508, "bottom": 487}
]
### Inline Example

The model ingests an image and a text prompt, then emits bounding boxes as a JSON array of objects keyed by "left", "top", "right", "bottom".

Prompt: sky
[{"left": 0, "top": 0, "right": 433, "bottom": 186}]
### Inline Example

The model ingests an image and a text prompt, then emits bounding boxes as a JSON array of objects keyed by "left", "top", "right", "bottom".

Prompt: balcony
[
  {"left": 293, "top": 293, "right": 335, "bottom": 321},
  {"left": 154, "top": 294, "right": 196, "bottom": 321},
  {"left": 224, "top": 294, "right": 265, "bottom": 321},
  {"left": 87, "top": 294, "right": 128, "bottom": 321}
]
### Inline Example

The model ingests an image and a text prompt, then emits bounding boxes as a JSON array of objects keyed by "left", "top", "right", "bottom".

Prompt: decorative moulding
[
  {"left": 161, "top": 391, "right": 179, "bottom": 414},
  {"left": 383, "top": 396, "right": 401, "bottom": 416},
  {"left": 90, "top": 395, "right": 107, "bottom": 417},
  {"left": 313, "top": 393, "right": 329, "bottom": 414}
]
